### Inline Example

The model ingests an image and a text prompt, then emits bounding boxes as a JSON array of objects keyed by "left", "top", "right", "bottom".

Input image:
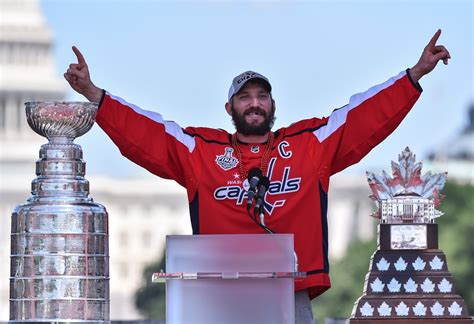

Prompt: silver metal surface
[
  {"left": 10, "top": 101, "right": 109, "bottom": 322},
  {"left": 25, "top": 101, "right": 97, "bottom": 140},
  {"left": 366, "top": 147, "right": 447, "bottom": 223}
]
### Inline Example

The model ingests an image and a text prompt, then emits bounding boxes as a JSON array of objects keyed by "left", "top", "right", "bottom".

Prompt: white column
[{"left": 5, "top": 95, "right": 17, "bottom": 138}]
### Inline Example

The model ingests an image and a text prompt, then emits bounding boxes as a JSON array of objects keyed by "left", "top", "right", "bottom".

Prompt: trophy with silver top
[
  {"left": 9, "top": 102, "right": 109, "bottom": 322},
  {"left": 368, "top": 147, "right": 446, "bottom": 250},
  {"left": 349, "top": 147, "right": 470, "bottom": 323}
]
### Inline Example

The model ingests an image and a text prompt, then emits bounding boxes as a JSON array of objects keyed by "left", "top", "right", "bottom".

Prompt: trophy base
[
  {"left": 349, "top": 319, "right": 473, "bottom": 323},
  {"left": 349, "top": 247, "right": 471, "bottom": 322}
]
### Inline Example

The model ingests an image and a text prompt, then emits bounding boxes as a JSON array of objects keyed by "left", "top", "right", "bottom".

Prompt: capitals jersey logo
[
  {"left": 216, "top": 147, "right": 239, "bottom": 171},
  {"left": 213, "top": 157, "right": 301, "bottom": 214}
]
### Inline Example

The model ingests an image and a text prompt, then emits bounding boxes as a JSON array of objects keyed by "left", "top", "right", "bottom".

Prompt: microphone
[
  {"left": 254, "top": 176, "right": 270, "bottom": 214},
  {"left": 246, "top": 168, "right": 262, "bottom": 211}
]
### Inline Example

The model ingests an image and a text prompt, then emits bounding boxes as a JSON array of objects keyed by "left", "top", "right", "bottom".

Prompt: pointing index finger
[
  {"left": 427, "top": 29, "right": 442, "bottom": 49},
  {"left": 72, "top": 46, "right": 86, "bottom": 65}
]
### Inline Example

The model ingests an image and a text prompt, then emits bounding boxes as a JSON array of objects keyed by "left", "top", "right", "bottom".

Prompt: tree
[
  {"left": 135, "top": 253, "right": 166, "bottom": 319},
  {"left": 311, "top": 238, "right": 377, "bottom": 323},
  {"left": 437, "top": 181, "right": 474, "bottom": 311}
]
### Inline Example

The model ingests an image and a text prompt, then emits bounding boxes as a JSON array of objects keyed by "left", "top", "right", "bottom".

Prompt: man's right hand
[
  {"left": 409, "top": 29, "right": 451, "bottom": 83},
  {"left": 64, "top": 46, "right": 103, "bottom": 103}
]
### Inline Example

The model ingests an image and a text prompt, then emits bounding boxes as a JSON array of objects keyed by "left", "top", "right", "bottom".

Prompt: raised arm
[
  {"left": 318, "top": 30, "right": 450, "bottom": 174},
  {"left": 409, "top": 29, "right": 451, "bottom": 83},
  {"left": 64, "top": 46, "right": 103, "bottom": 103},
  {"left": 63, "top": 47, "right": 198, "bottom": 188}
]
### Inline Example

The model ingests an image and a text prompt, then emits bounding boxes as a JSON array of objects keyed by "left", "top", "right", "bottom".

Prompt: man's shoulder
[
  {"left": 276, "top": 117, "right": 328, "bottom": 138},
  {"left": 183, "top": 126, "right": 231, "bottom": 145}
]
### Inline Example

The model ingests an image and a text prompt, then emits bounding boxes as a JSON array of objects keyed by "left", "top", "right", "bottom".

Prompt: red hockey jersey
[{"left": 96, "top": 70, "right": 422, "bottom": 299}]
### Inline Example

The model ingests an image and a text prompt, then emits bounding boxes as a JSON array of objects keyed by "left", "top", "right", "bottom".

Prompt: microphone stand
[
  {"left": 256, "top": 206, "right": 299, "bottom": 273},
  {"left": 247, "top": 175, "right": 300, "bottom": 273}
]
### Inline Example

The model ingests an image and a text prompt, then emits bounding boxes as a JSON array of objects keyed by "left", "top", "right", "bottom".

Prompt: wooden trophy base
[
  {"left": 349, "top": 318, "right": 473, "bottom": 323},
  {"left": 349, "top": 224, "right": 471, "bottom": 322}
]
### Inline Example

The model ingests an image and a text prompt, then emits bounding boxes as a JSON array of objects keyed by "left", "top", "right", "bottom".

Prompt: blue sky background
[{"left": 40, "top": 0, "right": 473, "bottom": 178}]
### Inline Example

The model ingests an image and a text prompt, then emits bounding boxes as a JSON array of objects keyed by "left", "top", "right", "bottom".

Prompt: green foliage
[
  {"left": 312, "top": 181, "right": 474, "bottom": 321},
  {"left": 312, "top": 238, "right": 377, "bottom": 323},
  {"left": 437, "top": 181, "right": 474, "bottom": 313},
  {"left": 134, "top": 253, "right": 166, "bottom": 319}
]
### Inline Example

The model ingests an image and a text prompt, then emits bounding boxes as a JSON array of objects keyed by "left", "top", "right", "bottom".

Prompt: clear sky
[{"left": 40, "top": 0, "right": 473, "bottom": 178}]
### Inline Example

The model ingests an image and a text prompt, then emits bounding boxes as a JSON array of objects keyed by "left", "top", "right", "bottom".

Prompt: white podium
[{"left": 153, "top": 234, "right": 304, "bottom": 324}]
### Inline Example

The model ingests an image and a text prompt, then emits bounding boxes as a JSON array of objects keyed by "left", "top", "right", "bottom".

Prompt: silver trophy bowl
[
  {"left": 25, "top": 101, "right": 98, "bottom": 141},
  {"left": 10, "top": 101, "right": 109, "bottom": 322}
]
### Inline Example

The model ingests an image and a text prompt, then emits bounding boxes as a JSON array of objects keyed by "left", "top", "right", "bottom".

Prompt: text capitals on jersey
[{"left": 213, "top": 157, "right": 301, "bottom": 214}]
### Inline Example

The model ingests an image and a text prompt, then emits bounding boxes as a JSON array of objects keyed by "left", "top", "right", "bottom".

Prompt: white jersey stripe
[
  {"left": 107, "top": 92, "right": 196, "bottom": 152},
  {"left": 314, "top": 70, "right": 406, "bottom": 143}
]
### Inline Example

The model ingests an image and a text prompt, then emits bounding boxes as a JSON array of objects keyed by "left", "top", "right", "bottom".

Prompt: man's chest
[{"left": 195, "top": 137, "right": 317, "bottom": 214}]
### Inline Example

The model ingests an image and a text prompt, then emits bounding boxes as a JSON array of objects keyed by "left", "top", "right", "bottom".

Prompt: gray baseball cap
[{"left": 228, "top": 71, "right": 272, "bottom": 101}]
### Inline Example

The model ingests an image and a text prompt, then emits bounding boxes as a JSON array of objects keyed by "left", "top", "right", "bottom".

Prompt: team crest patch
[
  {"left": 250, "top": 145, "right": 260, "bottom": 153},
  {"left": 216, "top": 147, "right": 239, "bottom": 170}
]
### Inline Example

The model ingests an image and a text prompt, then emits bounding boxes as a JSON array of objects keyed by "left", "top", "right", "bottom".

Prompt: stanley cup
[{"left": 9, "top": 102, "right": 109, "bottom": 322}]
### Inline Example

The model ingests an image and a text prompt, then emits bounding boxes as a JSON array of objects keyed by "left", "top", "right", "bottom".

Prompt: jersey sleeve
[
  {"left": 313, "top": 69, "right": 422, "bottom": 175},
  {"left": 95, "top": 91, "right": 196, "bottom": 189}
]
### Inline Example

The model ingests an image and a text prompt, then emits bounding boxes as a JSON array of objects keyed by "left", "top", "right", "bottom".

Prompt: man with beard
[{"left": 64, "top": 30, "right": 450, "bottom": 323}]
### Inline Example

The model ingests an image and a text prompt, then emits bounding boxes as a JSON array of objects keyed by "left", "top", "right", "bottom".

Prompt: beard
[{"left": 231, "top": 104, "right": 276, "bottom": 136}]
